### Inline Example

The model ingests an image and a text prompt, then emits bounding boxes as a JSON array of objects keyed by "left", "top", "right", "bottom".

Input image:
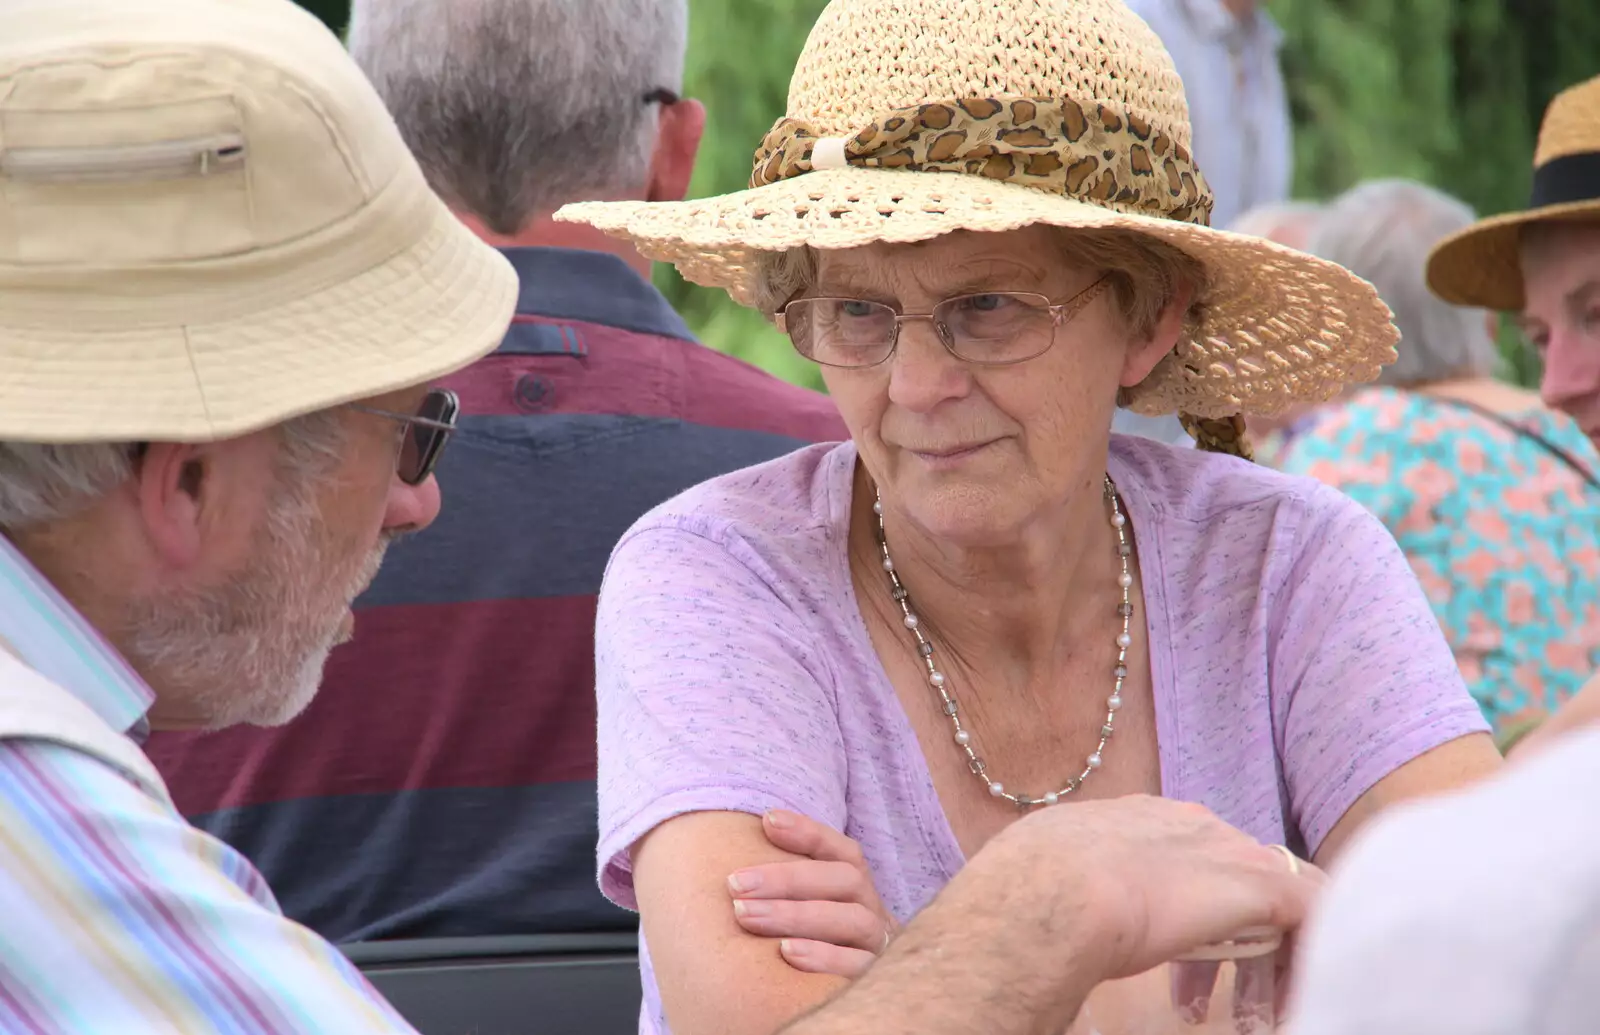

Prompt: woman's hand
[{"left": 728, "top": 810, "right": 896, "bottom": 978}]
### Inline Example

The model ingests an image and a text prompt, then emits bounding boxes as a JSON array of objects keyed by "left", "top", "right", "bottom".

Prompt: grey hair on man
[
  {"left": 348, "top": 0, "right": 690, "bottom": 236},
  {"left": 1309, "top": 180, "right": 1501, "bottom": 387},
  {"left": 0, "top": 418, "right": 344, "bottom": 533}
]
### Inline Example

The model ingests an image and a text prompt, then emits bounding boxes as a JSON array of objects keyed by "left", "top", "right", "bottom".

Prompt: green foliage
[
  {"left": 296, "top": 0, "right": 346, "bottom": 33},
  {"left": 1272, "top": 0, "right": 1600, "bottom": 385}
]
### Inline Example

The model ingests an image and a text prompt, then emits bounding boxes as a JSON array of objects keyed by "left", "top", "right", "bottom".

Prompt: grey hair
[
  {"left": 752, "top": 247, "right": 820, "bottom": 316},
  {"left": 0, "top": 413, "right": 347, "bottom": 533},
  {"left": 1309, "top": 179, "right": 1499, "bottom": 387},
  {"left": 348, "top": 0, "right": 690, "bottom": 236}
]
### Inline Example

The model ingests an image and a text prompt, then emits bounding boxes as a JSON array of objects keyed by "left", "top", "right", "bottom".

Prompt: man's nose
[{"left": 383, "top": 473, "right": 442, "bottom": 535}]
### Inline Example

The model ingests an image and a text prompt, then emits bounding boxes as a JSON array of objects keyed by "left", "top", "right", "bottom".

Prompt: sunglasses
[{"left": 347, "top": 388, "right": 461, "bottom": 486}]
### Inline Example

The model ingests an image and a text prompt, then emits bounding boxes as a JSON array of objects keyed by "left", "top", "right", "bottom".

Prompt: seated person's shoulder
[
  {"left": 0, "top": 736, "right": 416, "bottom": 1032},
  {"left": 0, "top": 734, "right": 270, "bottom": 899},
  {"left": 616, "top": 441, "right": 851, "bottom": 565},
  {"left": 1294, "top": 726, "right": 1600, "bottom": 1033}
]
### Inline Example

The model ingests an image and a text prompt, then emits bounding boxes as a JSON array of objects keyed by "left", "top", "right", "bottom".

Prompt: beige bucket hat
[
  {"left": 557, "top": 0, "right": 1397, "bottom": 427},
  {"left": 1427, "top": 75, "right": 1600, "bottom": 312},
  {"left": 0, "top": 0, "right": 518, "bottom": 444}
]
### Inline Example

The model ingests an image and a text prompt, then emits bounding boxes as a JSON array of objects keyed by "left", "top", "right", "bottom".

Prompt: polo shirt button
[{"left": 514, "top": 374, "right": 551, "bottom": 412}]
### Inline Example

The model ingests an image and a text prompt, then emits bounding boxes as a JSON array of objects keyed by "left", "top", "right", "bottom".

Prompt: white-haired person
[
  {"left": 557, "top": 1, "right": 1501, "bottom": 1033},
  {"left": 1274, "top": 178, "right": 1600, "bottom": 745}
]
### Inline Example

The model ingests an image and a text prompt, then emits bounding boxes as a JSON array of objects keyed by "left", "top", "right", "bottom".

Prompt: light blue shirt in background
[
  {"left": 1115, "top": 0, "right": 1294, "bottom": 442},
  {"left": 1124, "top": 0, "right": 1293, "bottom": 232}
]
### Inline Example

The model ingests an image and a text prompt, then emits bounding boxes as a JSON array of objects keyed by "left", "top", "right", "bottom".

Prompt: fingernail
[
  {"left": 732, "top": 899, "right": 771, "bottom": 919},
  {"left": 780, "top": 939, "right": 808, "bottom": 958},
  {"left": 765, "top": 810, "right": 792, "bottom": 829},
  {"left": 728, "top": 871, "right": 762, "bottom": 894}
]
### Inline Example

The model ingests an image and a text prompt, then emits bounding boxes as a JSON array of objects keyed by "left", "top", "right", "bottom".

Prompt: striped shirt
[{"left": 0, "top": 535, "right": 416, "bottom": 1033}]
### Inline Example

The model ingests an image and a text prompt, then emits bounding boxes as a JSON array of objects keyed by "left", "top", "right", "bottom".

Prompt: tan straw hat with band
[
  {"left": 558, "top": 0, "right": 1398, "bottom": 448},
  {"left": 0, "top": 0, "right": 518, "bottom": 444},
  {"left": 1427, "top": 75, "right": 1600, "bottom": 312}
]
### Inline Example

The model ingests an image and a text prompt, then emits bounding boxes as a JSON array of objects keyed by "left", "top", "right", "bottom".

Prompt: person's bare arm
[
  {"left": 778, "top": 796, "right": 1319, "bottom": 1035},
  {"left": 633, "top": 811, "right": 850, "bottom": 1035},
  {"left": 1312, "top": 732, "right": 1500, "bottom": 866},
  {"left": 1508, "top": 670, "right": 1600, "bottom": 761}
]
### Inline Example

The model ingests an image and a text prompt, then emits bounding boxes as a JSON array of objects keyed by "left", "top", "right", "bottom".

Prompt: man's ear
[
  {"left": 132, "top": 442, "right": 208, "bottom": 569},
  {"left": 646, "top": 98, "right": 707, "bottom": 203},
  {"left": 1121, "top": 280, "right": 1195, "bottom": 389}
]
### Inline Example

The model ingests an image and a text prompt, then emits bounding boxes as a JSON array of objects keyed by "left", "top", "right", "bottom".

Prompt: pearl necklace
[{"left": 872, "top": 476, "right": 1134, "bottom": 809}]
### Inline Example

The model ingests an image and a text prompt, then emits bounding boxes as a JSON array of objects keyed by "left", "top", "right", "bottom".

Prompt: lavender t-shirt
[{"left": 596, "top": 437, "right": 1489, "bottom": 1035}]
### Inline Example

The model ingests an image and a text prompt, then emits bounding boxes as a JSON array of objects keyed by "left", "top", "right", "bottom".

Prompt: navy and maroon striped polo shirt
[{"left": 145, "top": 247, "right": 847, "bottom": 942}]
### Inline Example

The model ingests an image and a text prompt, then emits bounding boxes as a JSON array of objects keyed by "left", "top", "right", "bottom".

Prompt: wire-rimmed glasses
[{"left": 776, "top": 276, "right": 1111, "bottom": 369}]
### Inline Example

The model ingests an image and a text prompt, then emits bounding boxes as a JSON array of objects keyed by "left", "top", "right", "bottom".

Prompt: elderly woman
[
  {"left": 559, "top": 2, "right": 1500, "bottom": 1033},
  {"left": 1274, "top": 179, "right": 1600, "bottom": 743}
]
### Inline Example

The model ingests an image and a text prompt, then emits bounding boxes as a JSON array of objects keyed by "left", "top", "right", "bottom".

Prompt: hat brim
[
  {"left": 0, "top": 193, "right": 518, "bottom": 444},
  {"left": 558, "top": 168, "right": 1397, "bottom": 419},
  {"left": 1426, "top": 199, "right": 1600, "bottom": 312}
]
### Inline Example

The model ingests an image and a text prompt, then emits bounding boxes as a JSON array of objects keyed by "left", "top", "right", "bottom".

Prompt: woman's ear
[
  {"left": 133, "top": 441, "right": 208, "bottom": 570},
  {"left": 1120, "top": 280, "right": 1195, "bottom": 388}
]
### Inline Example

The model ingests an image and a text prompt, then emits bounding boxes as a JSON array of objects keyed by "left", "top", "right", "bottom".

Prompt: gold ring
[{"left": 1270, "top": 844, "right": 1301, "bottom": 876}]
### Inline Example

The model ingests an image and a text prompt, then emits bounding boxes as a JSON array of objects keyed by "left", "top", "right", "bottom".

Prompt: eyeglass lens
[
  {"left": 398, "top": 389, "right": 459, "bottom": 485},
  {"left": 786, "top": 292, "right": 1058, "bottom": 367}
]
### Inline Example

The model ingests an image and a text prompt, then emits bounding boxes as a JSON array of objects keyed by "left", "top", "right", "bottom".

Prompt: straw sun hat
[
  {"left": 1427, "top": 74, "right": 1600, "bottom": 312},
  {"left": 558, "top": 0, "right": 1398, "bottom": 436},
  {"left": 0, "top": 0, "right": 518, "bottom": 444}
]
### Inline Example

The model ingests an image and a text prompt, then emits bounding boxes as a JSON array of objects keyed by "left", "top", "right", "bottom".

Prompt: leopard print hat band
[
  {"left": 750, "top": 96, "right": 1216, "bottom": 228},
  {"left": 558, "top": 0, "right": 1401, "bottom": 434}
]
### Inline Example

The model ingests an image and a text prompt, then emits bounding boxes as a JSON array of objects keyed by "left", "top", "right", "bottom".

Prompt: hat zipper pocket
[{"left": 0, "top": 133, "right": 246, "bottom": 183}]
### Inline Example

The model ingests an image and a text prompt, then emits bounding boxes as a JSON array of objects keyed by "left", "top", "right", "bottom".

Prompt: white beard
[{"left": 123, "top": 469, "right": 391, "bottom": 730}]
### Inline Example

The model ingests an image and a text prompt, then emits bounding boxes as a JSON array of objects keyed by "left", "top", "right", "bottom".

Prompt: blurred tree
[
  {"left": 1273, "top": 0, "right": 1600, "bottom": 385},
  {"left": 296, "top": 0, "right": 346, "bottom": 32},
  {"left": 654, "top": 0, "right": 832, "bottom": 390}
]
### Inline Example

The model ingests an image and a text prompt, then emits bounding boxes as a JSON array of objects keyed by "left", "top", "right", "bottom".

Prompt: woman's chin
[{"left": 890, "top": 484, "right": 1035, "bottom": 547}]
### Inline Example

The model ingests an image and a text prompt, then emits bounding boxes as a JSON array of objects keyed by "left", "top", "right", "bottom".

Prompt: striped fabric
[{"left": 0, "top": 537, "right": 416, "bottom": 1033}]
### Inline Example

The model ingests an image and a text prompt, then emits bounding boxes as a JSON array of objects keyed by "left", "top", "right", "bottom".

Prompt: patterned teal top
[{"left": 1277, "top": 386, "right": 1600, "bottom": 735}]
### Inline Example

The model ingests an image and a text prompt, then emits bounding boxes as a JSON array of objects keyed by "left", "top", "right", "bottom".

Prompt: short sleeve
[
  {"left": 1269, "top": 487, "right": 1489, "bottom": 855},
  {"left": 595, "top": 523, "right": 848, "bottom": 909},
  {"left": 0, "top": 740, "right": 414, "bottom": 1033}
]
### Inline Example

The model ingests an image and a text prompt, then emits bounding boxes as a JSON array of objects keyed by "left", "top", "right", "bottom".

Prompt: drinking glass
[{"left": 1067, "top": 929, "right": 1281, "bottom": 1035}]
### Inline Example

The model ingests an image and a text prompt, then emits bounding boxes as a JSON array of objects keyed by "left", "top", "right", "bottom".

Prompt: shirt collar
[
  {"left": 499, "top": 247, "right": 697, "bottom": 343},
  {"left": 0, "top": 535, "right": 154, "bottom": 737}
]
